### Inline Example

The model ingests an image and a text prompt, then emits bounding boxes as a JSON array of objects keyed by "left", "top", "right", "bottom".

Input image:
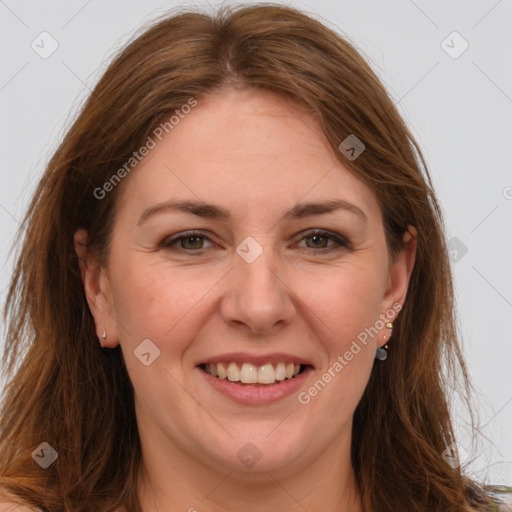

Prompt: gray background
[{"left": 1, "top": 0, "right": 511, "bottom": 486}]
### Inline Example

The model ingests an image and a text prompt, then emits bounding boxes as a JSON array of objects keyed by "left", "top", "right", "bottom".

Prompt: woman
[{"left": 0, "top": 4, "right": 510, "bottom": 511}]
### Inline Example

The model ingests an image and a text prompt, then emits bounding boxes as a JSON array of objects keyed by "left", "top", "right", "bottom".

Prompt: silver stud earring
[
  {"left": 101, "top": 330, "right": 107, "bottom": 339},
  {"left": 375, "top": 321, "right": 393, "bottom": 361}
]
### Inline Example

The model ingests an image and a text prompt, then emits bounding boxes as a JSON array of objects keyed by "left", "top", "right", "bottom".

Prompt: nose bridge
[
  {"left": 238, "top": 236, "right": 279, "bottom": 291},
  {"left": 221, "top": 234, "right": 295, "bottom": 333}
]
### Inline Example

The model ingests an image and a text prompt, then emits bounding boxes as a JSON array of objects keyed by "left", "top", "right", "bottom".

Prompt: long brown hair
[{"left": 0, "top": 4, "right": 505, "bottom": 511}]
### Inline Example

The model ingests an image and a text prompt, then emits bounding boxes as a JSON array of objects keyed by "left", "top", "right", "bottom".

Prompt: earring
[
  {"left": 375, "top": 321, "right": 393, "bottom": 361},
  {"left": 101, "top": 330, "right": 107, "bottom": 339}
]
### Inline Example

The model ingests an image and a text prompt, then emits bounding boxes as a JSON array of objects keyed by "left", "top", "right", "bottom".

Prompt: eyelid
[
  {"left": 295, "top": 228, "right": 351, "bottom": 251},
  {"left": 159, "top": 228, "right": 351, "bottom": 253},
  {"left": 158, "top": 230, "right": 217, "bottom": 252}
]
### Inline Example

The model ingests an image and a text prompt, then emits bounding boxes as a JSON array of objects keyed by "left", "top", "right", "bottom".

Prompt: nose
[{"left": 220, "top": 239, "right": 296, "bottom": 336}]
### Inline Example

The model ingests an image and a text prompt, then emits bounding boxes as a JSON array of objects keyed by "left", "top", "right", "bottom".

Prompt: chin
[{"left": 204, "top": 436, "right": 304, "bottom": 476}]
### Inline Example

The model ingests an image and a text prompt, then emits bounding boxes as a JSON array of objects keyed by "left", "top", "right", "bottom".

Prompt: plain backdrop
[{"left": 0, "top": 0, "right": 511, "bottom": 487}]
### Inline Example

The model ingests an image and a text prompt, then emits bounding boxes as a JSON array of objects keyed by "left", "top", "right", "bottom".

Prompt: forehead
[{"left": 115, "top": 88, "right": 381, "bottom": 225}]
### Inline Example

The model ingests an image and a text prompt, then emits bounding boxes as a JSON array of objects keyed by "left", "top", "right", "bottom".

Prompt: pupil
[
  {"left": 310, "top": 234, "right": 325, "bottom": 248},
  {"left": 185, "top": 236, "right": 201, "bottom": 248}
]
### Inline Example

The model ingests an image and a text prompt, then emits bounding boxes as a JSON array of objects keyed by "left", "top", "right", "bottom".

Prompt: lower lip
[{"left": 197, "top": 366, "right": 314, "bottom": 405}]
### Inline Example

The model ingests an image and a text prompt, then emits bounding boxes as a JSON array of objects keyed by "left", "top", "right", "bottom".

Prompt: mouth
[{"left": 197, "top": 361, "right": 313, "bottom": 386}]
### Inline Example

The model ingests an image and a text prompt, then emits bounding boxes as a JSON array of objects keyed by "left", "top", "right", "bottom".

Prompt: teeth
[
  {"left": 217, "top": 363, "right": 227, "bottom": 380},
  {"left": 275, "top": 362, "right": 286, "bottom": 381},
  {"left": 240, "top": 363, "right": 258, "bottom": 383},
  {"left": 209, "top": 363, "right": 218, "bottom": 377},
  {"left": 227, "top": 362, "right": 240, "bottom": 382},
  {"left": 203, "top": 361, "right": 306, "bottom": 384},
  {"left": 257, "top": 363, "right": 275, "bottom": 384}
]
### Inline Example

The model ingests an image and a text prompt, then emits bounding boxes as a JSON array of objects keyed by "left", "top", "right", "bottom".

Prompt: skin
[{"left": 75, "top": 87, "right": 416, "bottom": 512}]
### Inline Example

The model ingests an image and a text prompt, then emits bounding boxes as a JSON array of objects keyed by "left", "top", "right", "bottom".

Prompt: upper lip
[{"left": 197, "top": 352, "right": 315, "bottom": 368}]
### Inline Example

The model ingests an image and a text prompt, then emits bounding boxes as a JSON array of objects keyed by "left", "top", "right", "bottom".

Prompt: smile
[
  {"left": 199, "top": 361, "right": 310, "bottom": 385},
  {"left": 197, "top": 362, "right": 314, "bottom": 405}
]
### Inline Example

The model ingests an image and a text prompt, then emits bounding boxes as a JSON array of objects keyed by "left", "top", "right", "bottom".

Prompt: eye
[
  {"left": 295, "top": 229, "right": 350, "bottom": 252},
  {"left": 158, "top": 229, "right": 351, "bottom": 255},
  {"left": 159, "top": 231, "right": 214, "bottom": 253}
]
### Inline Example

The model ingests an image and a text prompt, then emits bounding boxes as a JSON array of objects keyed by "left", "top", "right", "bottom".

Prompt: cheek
[
  {"left": 295, "top": 261, "right": 385, "bottom": 347},
  {"left": 294, "top": 261, "right": 384, "bottom": 405},
  {"left": 110, "top": 257, "right": 218, "bottom": 346},
  {"left": 300, "top": 268, "right": 380, "bottom": 405},
  {"left": 110, "top": 262, "right": 213, "bottom": 397}
]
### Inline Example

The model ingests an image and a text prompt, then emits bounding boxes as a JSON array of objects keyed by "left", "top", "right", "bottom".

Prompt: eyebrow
[{"left": 137, "top": 198, "right": 368, "bottom": 226}]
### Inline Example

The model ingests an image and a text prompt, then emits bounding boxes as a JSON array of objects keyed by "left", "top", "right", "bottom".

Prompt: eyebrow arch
[{"left": 137, "top": 198, "right": 368, "bottom": 226}]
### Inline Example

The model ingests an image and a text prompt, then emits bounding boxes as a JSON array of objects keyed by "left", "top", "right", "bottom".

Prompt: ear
[
  {"left": 378, "top": 225, "right": 417, "bottom": 347},
  {"left": 74, "top": 228, "right": 120, "bottom": 348}
]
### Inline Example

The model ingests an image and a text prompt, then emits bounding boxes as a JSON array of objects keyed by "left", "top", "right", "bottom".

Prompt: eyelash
[{"left": 158, "top": 229, "right": 351, "bottom": 255}]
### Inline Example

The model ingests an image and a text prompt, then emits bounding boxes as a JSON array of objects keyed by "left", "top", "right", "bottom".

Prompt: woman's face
[{"left": 76, "top": 88, "right": 415, "bottom": 479}]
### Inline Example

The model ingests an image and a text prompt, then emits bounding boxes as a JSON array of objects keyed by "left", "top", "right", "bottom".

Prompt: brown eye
[
  {"left": 159, "top": 231, "right": 214, "bottom": 253},
  {"left": 159, "top": 229, "right": 350, "bottom": 256},
  {"left": 297, "top": 230, "right": 350, "bottom": 252},
  {"left": 305, "top": 233, "right": 329, "bottom": 249},
  {"left": 180, "top": 235, "right": 204, "bottom": 250}
]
